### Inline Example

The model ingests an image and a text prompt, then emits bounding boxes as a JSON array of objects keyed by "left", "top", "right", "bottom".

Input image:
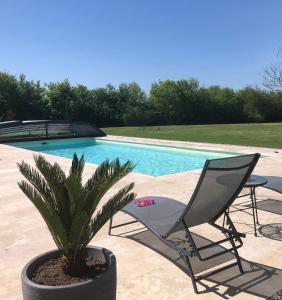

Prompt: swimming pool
[{"left": 9, "top": 138, "right": 235, "bottom": 176}]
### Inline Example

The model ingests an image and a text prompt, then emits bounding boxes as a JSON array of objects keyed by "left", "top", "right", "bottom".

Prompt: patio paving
[{"left": 1, "top": 136, "right": 282, "bottom": 300}]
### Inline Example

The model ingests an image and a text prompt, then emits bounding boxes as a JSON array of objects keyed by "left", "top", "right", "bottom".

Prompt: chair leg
[
  {"left": 250, "top": 187, "right": 257, "bottom": 236},
  {"left": 222, "top": 207, "right": 230, "bottom": 228},
  {"left": 229, "top": 234, "right": 244, "bottom": 274},
  {"left": 108, "top": 217, "right": 113, "bottom": 235},
  {"left": 183, "top": 254, "right": 199, "bottom": 294},
  {"left": 253, "top": 187, "right": 259, "bottom": 225},
  {"left": 225, "top": 214, "right": 244, "bottom": 274},
  {"left": 222, "top": 210, "right": 226, "bottom": 227},
  {"left": 182, "top": 217, "right": 245, "bottom": 294}
]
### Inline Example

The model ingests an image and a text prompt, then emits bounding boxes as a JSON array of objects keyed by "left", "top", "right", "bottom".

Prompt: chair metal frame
[
  {"left": 109, "top": 154, "right": 260, "bottom": 294},
  {"left": 109, "top": 211, "right": 245, "bottom": 294}
]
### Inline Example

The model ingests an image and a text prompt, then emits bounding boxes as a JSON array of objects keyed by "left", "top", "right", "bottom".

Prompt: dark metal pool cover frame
[{"left": 0, "top": 120, "right": 106, "bottom": 143}]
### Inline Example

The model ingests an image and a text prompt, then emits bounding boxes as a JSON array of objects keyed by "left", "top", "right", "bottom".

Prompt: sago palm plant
[{"left": 17, "top": 153, "right": 136, "bottom": 275}]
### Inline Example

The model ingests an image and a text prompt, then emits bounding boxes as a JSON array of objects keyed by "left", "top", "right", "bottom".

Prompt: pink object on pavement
[{"left": 134, "top": 198, "right": 155, "bottom": 207}]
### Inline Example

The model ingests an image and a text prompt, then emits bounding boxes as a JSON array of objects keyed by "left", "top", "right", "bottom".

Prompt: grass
[{"left": 103, "top": 123, "right": 282, "bottom": 149}]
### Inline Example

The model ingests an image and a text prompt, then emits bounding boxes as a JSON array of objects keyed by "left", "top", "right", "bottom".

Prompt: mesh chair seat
[{"left": 122, "top": 196, "right": 185, "bottom": 237}]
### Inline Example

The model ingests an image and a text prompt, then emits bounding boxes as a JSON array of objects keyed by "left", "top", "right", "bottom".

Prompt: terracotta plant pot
[{"left": 21, "top": 246, "right": 116, "bottom": 300}]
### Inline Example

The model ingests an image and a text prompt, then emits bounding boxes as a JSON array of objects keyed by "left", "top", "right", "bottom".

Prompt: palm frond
[
  {"left": 65, "top": 154, "right": 85, "bottom": 216},
  {"left": 18, "top": 180, "right": 68, "bottom": 252},
  {"left": 83, "top": 159, "right": 135, "bottom": 215},
  {"left": 17, "top": 160, "right": 55, "bottom": 208},
  {"left": 69, "top": 153, "right": 85, "bottom": 183},
  {"left": 69, "top": 211, "right": 89, "bottom": 256},
  {"left": 86, "top": 182, "right": 135, "bottom": 244},
  {"left": 34, "top": 154, "right": 71, "bottom": 231},
  {"left": 65, "top": 175, "right": 84, "bottom": 217}
]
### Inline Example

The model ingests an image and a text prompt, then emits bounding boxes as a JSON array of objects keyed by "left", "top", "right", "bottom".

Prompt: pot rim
[{"left": 21, "top": 245, "right": 115, "bottom": 290}]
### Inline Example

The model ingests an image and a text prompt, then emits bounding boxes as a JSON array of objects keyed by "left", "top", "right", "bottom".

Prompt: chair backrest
[{"left": 167, "top": 153, "right": 260, "bottom": 234}]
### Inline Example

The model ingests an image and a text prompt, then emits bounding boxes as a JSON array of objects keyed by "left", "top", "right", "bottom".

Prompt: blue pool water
[{"left": 10, "top": 138, "right": 234, "bottom": 176}]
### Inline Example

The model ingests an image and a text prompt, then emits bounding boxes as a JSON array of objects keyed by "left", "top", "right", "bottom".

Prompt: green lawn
[{"left": 103, "top": 123, "right": 282, "bottom": 149}]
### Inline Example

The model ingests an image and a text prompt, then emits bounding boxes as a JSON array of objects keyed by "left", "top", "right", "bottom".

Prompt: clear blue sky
[{"left": 0, "top": 0, "right": 281, "bottom": 91}]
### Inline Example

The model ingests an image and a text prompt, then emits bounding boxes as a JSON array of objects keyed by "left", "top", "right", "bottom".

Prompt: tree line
[{"left": 0, "top": 71, "right": 282, "bottom": 127}]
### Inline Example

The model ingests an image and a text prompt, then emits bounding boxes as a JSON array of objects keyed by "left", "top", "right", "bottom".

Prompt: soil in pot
[{"left": 32, "top": 255, "right": 107, "bottom": 286}]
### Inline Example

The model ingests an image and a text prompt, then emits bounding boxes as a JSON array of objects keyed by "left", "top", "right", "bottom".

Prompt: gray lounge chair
[
  {"left": 263, "top": 176, "right": 282, "bottom": 194},
  {"left": 109, "top": 153, "right": 260, "bottom": 294}
]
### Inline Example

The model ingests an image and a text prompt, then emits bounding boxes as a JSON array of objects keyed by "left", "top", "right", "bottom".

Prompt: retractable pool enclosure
[{"left": 0, "top": 120, "right": 106, "bottom": 143}]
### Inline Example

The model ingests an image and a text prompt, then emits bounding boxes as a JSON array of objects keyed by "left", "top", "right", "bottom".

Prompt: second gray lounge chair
[
  {"left": 109, "top": 153, "right": 260, "bottom": 294},
  {"left": 263, "top": 176, "right": 282, "bottom": 194}
]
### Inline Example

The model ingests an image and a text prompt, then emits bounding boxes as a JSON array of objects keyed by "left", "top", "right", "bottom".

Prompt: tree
[
  {"left": 118, "top": 82, "right": 148, "bottom": 125},
  {"left": 17, "top": 74, "right": 45, "bottom": 120},
  {"left": 92, "top": 85, "right": 121, "bottom": 126},
  {"left": 263, "top": 49, "right": 282, "bottom": 91},
  {"left": 43, "top": 80, "right": 76, "bottom": 120},
  {"left": 1, "top": 70, "right": 282, "bottom": 126},
  {"left": 0, "top": 72, "right": 20, "bottom": 121},
  {"left": 149, "top": 79, "right": 199, "bottom": 124},
  {"left": 71, "top": 85, "right": 97, "bottom": 123}
]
